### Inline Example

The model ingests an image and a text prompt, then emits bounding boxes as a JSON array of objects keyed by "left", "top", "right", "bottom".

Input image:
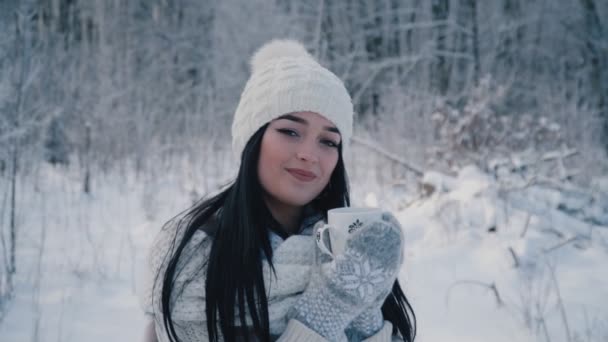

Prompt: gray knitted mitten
[
  {"left": 345, "top": 212, "right": 404, "bottom": 340},
  {"left": 288, "top": 213, "right": 404, "bottom": 341},
  {"left": 345, "top": 308, "right": 385, "bottom": 341}
]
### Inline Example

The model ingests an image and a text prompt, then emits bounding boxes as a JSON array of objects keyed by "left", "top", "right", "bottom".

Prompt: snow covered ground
[
  {"left": 0, "top": 162, "right": 606, "bottom": 342},
  {"left": 396, "top": 166, "right": 608, "bottom": 342}
]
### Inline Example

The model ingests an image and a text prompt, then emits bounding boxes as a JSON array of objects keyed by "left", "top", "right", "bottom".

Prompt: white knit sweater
[{"left": 140, "top": 213, "right": 399, "bottom": 341}]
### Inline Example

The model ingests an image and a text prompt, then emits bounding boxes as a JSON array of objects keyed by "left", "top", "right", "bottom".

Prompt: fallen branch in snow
[
  {"left": 508, "top": 247, "right": 520, "bottom": 268},
  {"left": 540, "top": 145, "right": 578, "bottom": 162},
  {"left": 538, "top": 314, "right": 552, "bottom": 342},
  {"left": 503, "top": 177, "right": 608, "bottom": 230},
  {"left": 544, "top": 258, "right": 573, "bottom": 342},
  {"left": 543, "top": 228, "right": 565, "bottom": 239},
  {"left": 446, "top": 280, "right": 504, "bottom": 307},
  {"left": 351, "top": 136, "right": 424, "bottom": 177},
  {"left": 543, "top": 236, "right": 579, "bottom": 254},
  {"left": 519, "top": 213, "right": 532, "bottom": 238},
  {"left": 492, "top": 145, "right": 580, "bottom": 188}
]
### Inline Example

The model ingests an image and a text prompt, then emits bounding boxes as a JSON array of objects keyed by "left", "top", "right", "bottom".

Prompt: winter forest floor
[{"left": 0, "top": 159, "right": 607, "bottom": 342}]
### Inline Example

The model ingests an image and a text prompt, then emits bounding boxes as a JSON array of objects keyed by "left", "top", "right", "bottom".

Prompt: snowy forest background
[{"left": 0, "top": 0, "right": 607, "bottom": 341}]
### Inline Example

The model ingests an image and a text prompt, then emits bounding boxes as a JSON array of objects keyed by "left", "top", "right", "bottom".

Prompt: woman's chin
[{"left": 277, "top": 193, "right": 318, "bottom": 207}]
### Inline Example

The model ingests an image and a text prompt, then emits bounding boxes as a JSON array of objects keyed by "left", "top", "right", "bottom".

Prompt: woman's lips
[{"left": 286, "top": 168, "right": 317, "bottom": 182}]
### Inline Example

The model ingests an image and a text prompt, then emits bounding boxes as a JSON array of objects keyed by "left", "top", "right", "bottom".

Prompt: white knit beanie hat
[{"left": 231, "top": 39, "right": 353, "bottom": 161}]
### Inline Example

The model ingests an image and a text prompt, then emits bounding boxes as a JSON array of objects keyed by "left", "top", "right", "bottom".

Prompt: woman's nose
[{"left": 296, "top": 142, "right": 319, "bottom": 163}]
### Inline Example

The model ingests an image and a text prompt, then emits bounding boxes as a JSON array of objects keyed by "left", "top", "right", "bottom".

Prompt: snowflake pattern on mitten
[{"left": 334, "top": 250, "right": 391, "bottom": 303}]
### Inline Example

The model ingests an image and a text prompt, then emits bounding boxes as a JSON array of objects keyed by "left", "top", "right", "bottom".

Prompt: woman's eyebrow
[{"left": 277, "top": 114, "right": 341, "bottom": 134}]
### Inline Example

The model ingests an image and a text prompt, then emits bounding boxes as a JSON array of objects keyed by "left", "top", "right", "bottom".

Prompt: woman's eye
[
  {"left": 277, "top": 129, "right": 338, "bottom": 148},
  {"left": 277, "top": 128, "right": 298, "bottom": 137},
  {"left": 322, "top": 140, "right": 339, "bottom": 148}
]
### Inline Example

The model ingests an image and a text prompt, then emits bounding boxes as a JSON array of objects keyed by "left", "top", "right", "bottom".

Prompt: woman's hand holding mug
[{"left": 288, "top": 208, "right": 404, "bottom": 341}]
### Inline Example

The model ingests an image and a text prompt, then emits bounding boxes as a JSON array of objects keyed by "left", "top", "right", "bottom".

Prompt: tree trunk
[
  {"left": 578, "top": 0, "right": 607, "bottom": 152},
  {"left": 9, "top": 145, "right": 17, "bottom": 276},
  {"left": 431, "top": 0, "right": 450, "bottom": 95},
  {"left": 469, "top": 0, "right": 480, "bottom": 86},
  {"left": 83, "top": 122, "right": 91, "bottom": 194}
]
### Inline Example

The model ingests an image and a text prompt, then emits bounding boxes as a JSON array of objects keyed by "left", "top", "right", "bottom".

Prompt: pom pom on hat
[{"left": 250, "top": 39, "right": 314, "bottom": 72}]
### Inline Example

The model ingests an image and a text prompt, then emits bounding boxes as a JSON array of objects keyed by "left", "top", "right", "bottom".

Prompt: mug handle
[{"left": 315, "top": 224, "right": 333, "bottom": 257}]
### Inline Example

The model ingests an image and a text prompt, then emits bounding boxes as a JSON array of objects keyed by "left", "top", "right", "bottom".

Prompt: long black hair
[{"left": 155, "top": 123, "right": 416, "bottom": 341}]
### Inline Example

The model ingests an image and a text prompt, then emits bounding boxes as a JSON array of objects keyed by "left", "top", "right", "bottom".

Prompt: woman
[{"left": 141, "top": 39, "right": 416, "bottom": 342}]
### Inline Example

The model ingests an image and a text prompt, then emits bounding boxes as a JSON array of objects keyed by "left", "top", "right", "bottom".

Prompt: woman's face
[{"left": 258, "top": 111, "right": 341, "bottom": 208}]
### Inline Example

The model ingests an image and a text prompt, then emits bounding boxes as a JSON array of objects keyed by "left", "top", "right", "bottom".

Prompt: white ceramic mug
[{"left": 316, "top": 207, "right": 382, "bottom": 256}]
